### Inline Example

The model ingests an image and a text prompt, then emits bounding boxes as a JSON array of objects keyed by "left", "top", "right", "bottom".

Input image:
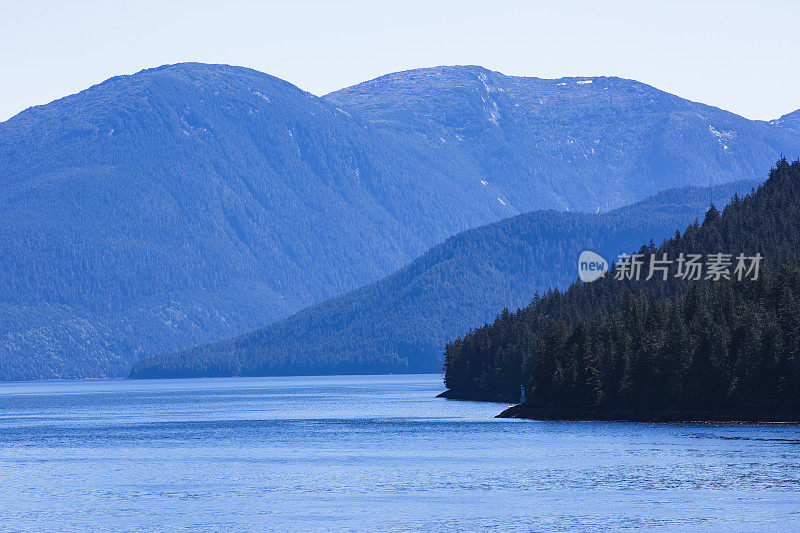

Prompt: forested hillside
[
  {"left": 442, "top": 160, "right": 800, "bottom": 420},
  {"left": 0, "top": 63, "right": 510, "bottom": 379},
  {"left": 2, "top": 62, "right": 799, "bottom": 380},
  {"left": 129, "top": 180, "right": 757, "bottom": 379}
]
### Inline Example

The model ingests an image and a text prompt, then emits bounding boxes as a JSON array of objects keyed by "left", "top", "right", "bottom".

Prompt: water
[{"left": 1, "top": 374, "right": 799, "bottom": 532}]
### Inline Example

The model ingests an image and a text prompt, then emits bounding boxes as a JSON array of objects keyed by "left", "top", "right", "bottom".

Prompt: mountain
[
  {"left": 442, "top": 159, "right": 800, "bottom": 417},
  {"left": 129, "top": 180, "right": 758, "bottom": 379},
  {"left": 0, "top": 63, "right": 510, "bottom": 379},
  {"left": 327, "top": 66, "right": 800, "bottom": 213},
  {"left": 2, "top": 63, "right": 799, "bottom": 380},
  {"left": 772, "top": 109, "right": 800, "bottom": 134}
]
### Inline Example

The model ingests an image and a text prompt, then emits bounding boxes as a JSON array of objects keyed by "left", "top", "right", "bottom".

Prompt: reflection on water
[{"left": 1, "top": 374, "right": 799, "bottom": 531}]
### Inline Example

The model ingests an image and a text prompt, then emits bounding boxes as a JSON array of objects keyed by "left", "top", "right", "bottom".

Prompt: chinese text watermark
[{"left": 579, "top": 251, "right": 762, "bottom": 283}]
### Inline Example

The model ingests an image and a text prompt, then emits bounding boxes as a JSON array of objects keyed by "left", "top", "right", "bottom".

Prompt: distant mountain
[
  {"left": 0, "top": 63, "right": 510, "bottom": 379},
  {"left": 1, "top": 62, "right": 798, "bottom": 380},
  {"left": 129, "top": 180, "right": 758, "bottom": 379},
  {"left": 772, "top": 109, "right": 800, "bottom": 134},
  {"left": 327, "top": 66, "right": 799, "bottom": 212}
]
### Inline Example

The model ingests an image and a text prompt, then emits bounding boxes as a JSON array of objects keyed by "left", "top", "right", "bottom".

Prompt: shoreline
[
  {"left": 440, "top": 389, "right": 800, "bottom": 422},
  {"left": 436, "top": 389, "right": 516, "bottom": 403},
  {"left": 497, "top": 403, "right": 800, "bottom": 423}
]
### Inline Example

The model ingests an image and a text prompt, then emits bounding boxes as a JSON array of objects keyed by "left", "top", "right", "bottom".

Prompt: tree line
[{"left": 444, "top": 159, "right": 800, "bottom": 414}]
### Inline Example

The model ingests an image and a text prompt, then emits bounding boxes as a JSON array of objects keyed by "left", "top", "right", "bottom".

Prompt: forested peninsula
[{"left": 443, "top": 160, "right": 800, "bottom": 422}]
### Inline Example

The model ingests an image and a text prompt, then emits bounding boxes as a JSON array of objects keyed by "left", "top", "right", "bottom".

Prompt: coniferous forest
[{"left": 443, "top": 159, "right": 800, "bottom": 420}]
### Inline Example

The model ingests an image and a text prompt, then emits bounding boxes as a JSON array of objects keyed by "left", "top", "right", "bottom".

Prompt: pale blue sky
[{"left": 2, "top": 0, "right": 798, "bottom": 122}]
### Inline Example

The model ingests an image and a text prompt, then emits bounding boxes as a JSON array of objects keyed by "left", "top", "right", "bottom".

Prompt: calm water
[{"left": 1, "top": 374, "right": 799, "bottom": 532}]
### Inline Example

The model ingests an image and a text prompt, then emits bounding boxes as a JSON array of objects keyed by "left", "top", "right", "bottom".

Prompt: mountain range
[
  {"left": 1, "top": 62, "right": 798, "bottom": 379},
  {"left": 328, "top": 66, "right": 799, "bottom": 212}
]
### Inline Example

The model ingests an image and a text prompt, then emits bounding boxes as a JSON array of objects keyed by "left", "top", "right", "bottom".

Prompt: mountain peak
[
  {"left": 1, "top": 62, "right": 308, "bottom": 128},
  {"left": 351, "top": 64, "right": 497, "bottom": 83},
  {"left": 123, "top": 61, "right": 289, "bottom": 87},
  {"left": 326, "top": 65, "right": 664, "bottom": 100}
]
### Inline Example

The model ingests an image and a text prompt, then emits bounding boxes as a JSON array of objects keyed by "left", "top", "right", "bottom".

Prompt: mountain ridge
[
  {"left": 2, "top": 62, "right": 799, "bottom": 379},
  {"left": 129, "top": 179, "right": 759, "bottom": 379},
  {"left": 772, "top": 108, "right": 800, "bottom": 133},
  {"left": 327, "top": 65, "right": 800, "bottom": 213}
]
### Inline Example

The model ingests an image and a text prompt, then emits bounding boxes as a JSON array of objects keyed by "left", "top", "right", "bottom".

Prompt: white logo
[{"left": 578, "top": 250, "right": 608, "bottom": 282}]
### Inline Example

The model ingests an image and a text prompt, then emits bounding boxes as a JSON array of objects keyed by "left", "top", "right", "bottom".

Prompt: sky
[{"left": 1, "top": 0, "right": 798, "bottom": 122}]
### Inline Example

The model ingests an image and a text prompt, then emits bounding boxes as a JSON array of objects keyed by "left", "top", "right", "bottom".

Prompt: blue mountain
[
  {"left": 0, "top": 63, "right": 510, "bottom": 379},
  {"left": 328, "top": 66, "right": 798, "bottom": 212},
  {"left": 772, "top": 109, "right": 800, "bottom": 134},
  {"left": 130, "top": 181, "right": 758, "bottom": 378},
  {"left": 1, "top": 63, "right": 797, "bottom": 379}
]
